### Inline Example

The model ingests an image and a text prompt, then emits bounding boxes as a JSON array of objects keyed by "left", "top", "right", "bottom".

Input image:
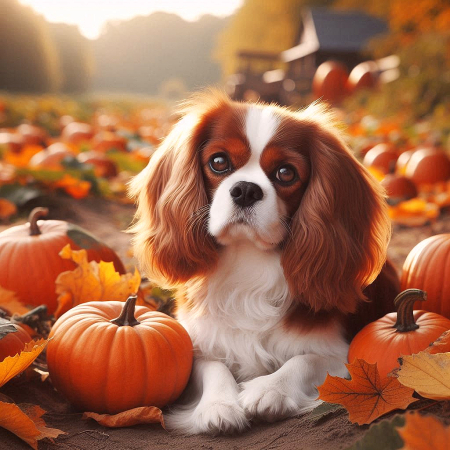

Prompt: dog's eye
[
  {"left": 275, "top": 165, "right": 297, "bottom": 184},
  {"left": 209, "top": 153, "right": 231, "bottom": 174}
]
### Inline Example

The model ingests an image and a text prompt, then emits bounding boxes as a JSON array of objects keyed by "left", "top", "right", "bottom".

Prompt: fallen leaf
[
  {"left": 397, "top": 412, "right": 450, "bottom": 450},
  {"left": 388, "top": 198, "right": 439, "bottom": 227},
  {"left": 0, "top": 317, "right": 18, "bottom": 340},
  {"left": 0, "top": 285, "right": 29, "bottom": 315},
  {"left": 394, "top": 352, "right": 450, "bottom": 400},
  {"left": 53, "top": 174, "right": 91, "bottom": 199},
  {"left": 0, "top": 198, "right": 17, "bottom": 221},
  {"left": 307, "top": 402, "right": 343, "bottom": 422},
  {"left": 55, "top": 245, "right": 140, "bottom": 317},
  {"left": 347, "top": 414, "right": 405, "bottom": 450},
  {"left": 317, "top": 359, "right": 418, "bottom": 425},
  {"left": 82, "top": 406, "right": 165, "bottom": 428},
  {"left": 424, "top": 330, "right": 450, "bottom": 355},
  {"left": 0, "top": 401, "right": 65, "bottom": 450},
  {"left": 0, "top": 338, "right": 49, "bottom": 388}
]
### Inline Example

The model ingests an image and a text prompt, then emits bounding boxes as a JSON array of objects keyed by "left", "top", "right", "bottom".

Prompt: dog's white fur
[{"left": 163, "top": 105, "right": 349, "bottom": 434}]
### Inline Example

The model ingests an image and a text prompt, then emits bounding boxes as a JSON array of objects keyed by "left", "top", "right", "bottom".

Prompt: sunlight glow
[{"left": 18, "top": 0, "right": 243, "bottom": 39}]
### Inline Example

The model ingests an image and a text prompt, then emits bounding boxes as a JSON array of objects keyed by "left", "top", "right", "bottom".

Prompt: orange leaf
[
  {"left": 424, "top": 330, "right": 450, "bottom": 355},
  {"left": 397, "top": 412, "right": 450, "bottom": 450},
  {"left": 82, "top": 406, "right": 165, "bottom": 428},
  {"left": 0, "top": 285, "right": 29, "bottom": 315},
  {"left": 0, "top": 199, "right": 17, "bottom": 221},
  {"left": 54, "top": 245, "right": 141, "bottom": 317},
  {"left": 3, "top": 145, "right": 42, "bottom": 168},
  {"left": 0, "top": 401, "right": 65, "bottom": 449},
  {"left": 53, "top": 174, "right": 91, "bottom": 199},
  {"left": 0, "top": 339, "right": 49, "bottom": 388},
  {"left": 317, "top": 359, "right": 418, "bottom": 425}
]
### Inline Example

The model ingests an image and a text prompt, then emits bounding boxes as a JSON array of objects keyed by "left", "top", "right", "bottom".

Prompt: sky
[{"left": 18, "top": 0, "right": 243, "bottom": 39}]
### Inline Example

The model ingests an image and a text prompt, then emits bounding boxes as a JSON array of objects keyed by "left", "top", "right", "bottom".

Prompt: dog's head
[{"left": 129, "top": 91, "right": 390, "bottom": 313}]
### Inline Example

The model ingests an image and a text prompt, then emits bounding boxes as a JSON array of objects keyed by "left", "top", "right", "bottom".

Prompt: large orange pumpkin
[
  {"left": 0, "top": 318, "right": 32, "bottom": 361},
  {"left": 348, "top": 290, "right": 450, "bottom": 377},
  {"left": 401, "top": 234, "right": 450, "bottom": 317},
  {"left": 47, "top": 295, "right": 193, "bottom": 414},
  {"left": 0, "top": 208, "right": 125, "bottom": 314}
]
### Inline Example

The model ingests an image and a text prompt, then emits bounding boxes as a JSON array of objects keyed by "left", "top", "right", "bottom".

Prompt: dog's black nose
[{"left": 230, "top": 181, "right": 263, "bottom": 207}]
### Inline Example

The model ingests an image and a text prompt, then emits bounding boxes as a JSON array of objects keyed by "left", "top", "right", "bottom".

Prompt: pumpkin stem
[
  {"left": 110, "top": 295, "right": 140, "bottom": 327},
  {"left": 29, "top": 207, "right": 49, "bottom": 236},
  {"left": 394, "top": 289, "right": 427, "bottom": 332}
]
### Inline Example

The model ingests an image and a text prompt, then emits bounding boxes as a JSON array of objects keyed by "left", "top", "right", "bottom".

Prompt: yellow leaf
[
  {"left": 55, "top": 245, "right": 140, "bottom": 318},
  {"left": 82, "top": 406, "right": 165, "bottom": 428},
  {"left": 395, "top": 352, "right": 450, "bottom": 400},
  {"left": 0, "top": 285, "right": 29, "bottom": 315},
  {"left": 397, "top": 412, "right": 450, "bottom": 450},
  {"left": 0, "top": 401, "right": 65, "bottom": 450},
  {"left": 0, "top": 339, "right": 49, "bottom": 388}
]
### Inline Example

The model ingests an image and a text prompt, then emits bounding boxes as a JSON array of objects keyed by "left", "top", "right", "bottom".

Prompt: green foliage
[{"left": 0, "top": 0, "right": 60, "bottom": 92}]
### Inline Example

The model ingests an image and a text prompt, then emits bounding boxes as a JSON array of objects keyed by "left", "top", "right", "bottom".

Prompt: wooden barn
[{"left": 227, "top": 8, "right": 390, "bottom": 105}]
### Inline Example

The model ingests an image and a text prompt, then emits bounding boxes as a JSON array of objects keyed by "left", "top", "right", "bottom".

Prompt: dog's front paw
[
  {"left": 238, "top": 376, "right": 300, "bottom": 422},
  {"left": 165, "top": 398, "right": 249, "bottom": 435}
]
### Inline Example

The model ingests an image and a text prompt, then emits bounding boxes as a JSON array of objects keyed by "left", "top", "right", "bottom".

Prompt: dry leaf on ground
[
  {"left": 0, "top": 198, "right": 17, "bottom": 221},
  {"left": 55, "top": 245, "right": 141, "bottom": 317},
  {"left": 0, "top": 339, "right": 49, "bottom": 388},
  {"left": 83, "top": 406, "right": 165, "bottom": 428},
  {"left": 0, "top": 286, "right": 29, "bottom": 316},
  {"left": 317, "top": 358, "right": 418, "bottom": 425},
  {"left": 424, "top": 330, "right": 450, "bottom": 355},
  {"left": 0, "top": 401, "right": 65, "bottom": 450},
  {"left": 394, "top": 351, "right": 450, "bottom": 400},
  {"left": 397, "top": 412, "right": 450, "bottom": 450}
]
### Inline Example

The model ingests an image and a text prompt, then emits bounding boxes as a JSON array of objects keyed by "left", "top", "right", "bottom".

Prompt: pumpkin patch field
[{"left": 1, "top": 95, "right": 450, "bottom": 449}]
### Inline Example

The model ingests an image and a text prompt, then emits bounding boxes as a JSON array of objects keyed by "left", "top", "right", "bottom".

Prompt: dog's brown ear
[
  {"left": 129, "top": 91, "right": 230, "bottom": 288},
  {"left": 281, "top": 105, "right": 391, "bottom": 313}
]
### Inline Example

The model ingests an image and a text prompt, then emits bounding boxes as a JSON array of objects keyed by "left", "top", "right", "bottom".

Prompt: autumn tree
[{"left": 0, "top": 0, "right": 60, "bottom": 92}]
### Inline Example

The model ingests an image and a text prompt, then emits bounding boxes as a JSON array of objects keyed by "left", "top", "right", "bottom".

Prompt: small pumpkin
[
  {"left": 0, "top": 131, "right": 24, "bottom": 153},
  {"left": 404, "top": 147, "right": 450, "bottom": 186},
  {"left": 381, "top": 173, "right": 417, "bottom": 205},
  {"left": 0, "top": 318, "right": 32, "bottom": 361},
  {"left": 77, "top": 151, "right": 118, "bottom": 178},
  {"left": 29, "top": 143, "right": 75, "bottom": 170},
  {"left": 395, "top": 150, "right": 415, "bottom": 175},
  {"left": 62, "top": 122, "right": 94, "bottom": 144},
  {"left": 47, "top": 295, "right": 193, "bottom": 414},
  {"left": 0, "top": 208, "right": 125, "bottom": 314},
  {"left": 17, "top": 124, "right": 47, "bottom": 147},
  {"left": 348, "top": 290, "right": 450, "bottom": 377},
  {"left": 92, "top": 131, "right": 127, "bottom": 153},
  {"left": 346, "top": 61, "right": 378, "bottom": 93},
  {"left": 401, "top": 234, "right": 450, "bottom": 318},
  {"left": 312, "top": 61, "right": 349, "bottom": 104},
  {"left": 363, "top": 143, "right": 398, "bottom": 174}
]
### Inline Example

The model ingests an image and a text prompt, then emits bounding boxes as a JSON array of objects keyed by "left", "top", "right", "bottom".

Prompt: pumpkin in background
[
  {"left": 346, "top": 61, "right": 378, "bottom": 93},
  {"left": 312, "top": 61, "right": 349, "bottom": 104},
  {"left": 0, "top": 208, "right": 125, "bottom": 314},
  {"left": 62, "top": 122, "right": 94, "bottom": 144},
  {"left": 381, "top": 173, "right": 417, "bottom": 205},
  {"left": 395, "top": 150, "right": 415, "bottom": 175},
  {"left": 401, "top": 234, "right": 450, "bottom": 317},
  {"left": 404, "top": 147, "right": 450, "bottom": 186},
  {"left": 363, "top": 143, "right": 398, "bottom": 174},
  {"left": 0, "top": 132, "right": 24, "bottom": 153},
  {"left": 77, "top": 151, "right": 118, "bottom": 178},
  {"left": 92, "top": 131, "right": 127, "bottom": 153},
  {"left": 0, "top": 318, "right": 32, "bottom": 361},
  {"left": 17, "top": 124, "right": 47, "bottom": 147},
  {"left": 47, "top": 295, "right": 193, "bottom": 414},
  {"left": 29, "top": 143, "right": 75, "bottom": 169},
  {"left": 348, "top": 290, "right": 450, "bottom": 377}
]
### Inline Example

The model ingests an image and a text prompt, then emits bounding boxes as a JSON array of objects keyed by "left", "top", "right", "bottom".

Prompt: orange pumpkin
[
  {"left": 17, "top": 124, "right": 47, "bottom": 147},
  {"left": 404, "top": 147, "right": 450, "bottom": 186},
  {"left": 312, "top": 61, "right": 349, "bottom": 104},
  {"left": 363, "top": 143, "right": 398, "bottom": 174},
  {"left": 29, "top": 143, "right": 75, "bottom": 169},
  {"left": 62, "top": 122, "right": 94, "bottom": 144},
  {"left": 77, "top": 151, "right": 118, "bottom": 178},
  {"left": 0, "top": 131, "right": 24, "bottom": 153},
  {"left": 92, "top": 131, "right": 127, "bottom": 153},
  {"left": 0, "top": 318, "right": 32, "bottom": 361},
  {"left": 395, "top": 150, "right": 415, "bottom": 175},
  {"left": 346, "top": 61, "right": 378, "bottom": 93},
  {"left": 348, "top": 290, "right": 450, "bottom": 377},
  {"left": 0, "top": 208, "right": 125, "bottom": 314},
  {"left": 401, "top": 234, "right": 450, "bottom": 318},
  {"left": 47, "top": 295, "right": 193, "bottom": 414},
  {"left": 381, "top": 173, "right": 417, "bottom": 205}
]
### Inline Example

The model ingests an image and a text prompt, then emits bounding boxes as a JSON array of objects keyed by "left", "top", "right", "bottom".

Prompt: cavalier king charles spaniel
[{"left": 129, "top": 91, "right": 399, "bottom": 435}]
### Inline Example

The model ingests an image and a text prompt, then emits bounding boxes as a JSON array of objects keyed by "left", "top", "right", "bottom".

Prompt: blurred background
[{"left": 1, "top": 0, "right": 450, "bottom": 268}]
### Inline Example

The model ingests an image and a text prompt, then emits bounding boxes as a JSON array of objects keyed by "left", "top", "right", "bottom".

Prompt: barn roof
[{"left": 282, "top": 8, "right": 388, "bottom": 62}]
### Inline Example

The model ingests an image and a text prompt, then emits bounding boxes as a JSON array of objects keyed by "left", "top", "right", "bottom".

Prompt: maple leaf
[
  {"left": 82, "top": 406, "right": 165, "bottom": 428},
  {"left": 394, "top": 352, "right": 450, "bottom": 400},
  {"left": 397, "top": 412, "right": 450, "bottom": 450},
  {"left": 317, "top": 359, "right": 418, "bottom": 425},
  {"left": 54, "top": 244, "right": 141, "bottom": 318},
  {"left": 0, "top": 285, "right": 29, "bottom": 316},
  {"left": 424, "top": 330, "right": 450, "bottom": 355},
  {"left": 0, "top": 339, "right": 49, "bottom": 388},
  {"left": 0, "top": 401, "right": 65, "bottom": 450}
]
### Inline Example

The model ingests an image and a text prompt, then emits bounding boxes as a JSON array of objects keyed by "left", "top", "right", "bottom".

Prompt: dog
[{"left": 129, "top": 90, "right": 399, "bottom": 435}]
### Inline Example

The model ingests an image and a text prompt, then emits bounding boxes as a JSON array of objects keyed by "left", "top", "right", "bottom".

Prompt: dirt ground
[{"left": 1, "top": 196, "right": 450, "bottom": 450}]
